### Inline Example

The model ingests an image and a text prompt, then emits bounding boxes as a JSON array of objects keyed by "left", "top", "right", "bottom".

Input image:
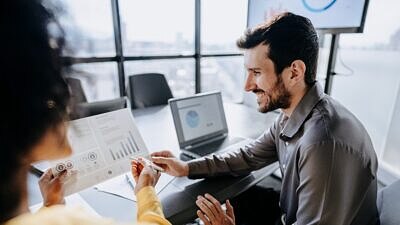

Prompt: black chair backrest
[
  {"left": 377, "top": 179, "right": 400, "bottom": 225},
  {"left": 66, "top": 77, "right": 87, "bottom": 103},
  {"left": 128, "top": 73, "right": 173, "bottom": 109},
  {"left": 70, "top": 97, "right": 130, "bottom": 119}
]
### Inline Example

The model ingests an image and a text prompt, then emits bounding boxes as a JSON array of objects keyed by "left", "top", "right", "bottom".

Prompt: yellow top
[{"left": 4, "top": 186, "right": 171, "bottom": 225}]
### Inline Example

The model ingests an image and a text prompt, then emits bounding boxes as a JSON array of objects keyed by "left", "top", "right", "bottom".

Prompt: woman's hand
[
  {"left": 38, "top": 169, "right": 67, "bottom": 206},
  {"left": 131, "top": 157, "right": 161, "bottom": 194}
]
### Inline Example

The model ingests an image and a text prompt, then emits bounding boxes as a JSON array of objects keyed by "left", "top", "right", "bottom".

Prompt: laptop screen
[{"left": 169, "top": 91, "right": 228, "bottom": 147}]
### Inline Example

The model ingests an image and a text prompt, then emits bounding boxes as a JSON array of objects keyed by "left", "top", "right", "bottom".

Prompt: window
[
  {"left": 119, "top": 0, "right": 195, "bottom": 56},
  {"left": 329, "top": 0, "right": 400, "bottom": 179},
  {"left": 54, "top": 1, "right": 249, "bottom": 105},
  {"left": 201, "top": 0, "right": 248, "bottom": 54},
  {"left": 201, "top": 56, "right": 245, "bottom": 102},
  {"left": 53, "top": 0, "right": 115, "bottom": 57},
  {"left": 124, "top": 59, "right": 195, "bottom": 97},
  {"left": 383, "top": 93, "right": 400, "bottom": 174},
  {"left": 69, "top": 62, "right": 120, "bottom": 102},
  {"left": 316, "top": 33, "right": 332, "bottom": 88},
  {"left": 200, "top": 0, "right": 248, "bottom": 103}
]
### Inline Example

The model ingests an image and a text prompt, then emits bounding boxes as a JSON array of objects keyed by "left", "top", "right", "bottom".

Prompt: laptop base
[{"left": 180, "top": 137, "right": 252, "bottom": 160}]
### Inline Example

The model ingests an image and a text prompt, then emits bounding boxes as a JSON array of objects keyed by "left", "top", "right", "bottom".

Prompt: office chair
[
  {"left": 65, "top": 77, "right": 87, "bottom": 103},
  {"left": 377, "top": 179, "right": 400, "bottom": 225},
  {"left": 127, "top": 73, "right": 173, "bottom": 109},
  {"left": 65, "top": 77, "right": 131, "bottom": 119},
  {"left": 70, "top": 96, "right": 130, "bottom": 119}
]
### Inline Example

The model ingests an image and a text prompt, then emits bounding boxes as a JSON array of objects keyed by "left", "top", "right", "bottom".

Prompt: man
[{"left": 152, "top": 12, "right": 379, "bottom": 225}]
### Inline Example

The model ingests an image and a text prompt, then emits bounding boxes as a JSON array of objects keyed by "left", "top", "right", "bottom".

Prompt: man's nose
[{"left": 244, "top": 75, "right": 255, "bottom": 92}]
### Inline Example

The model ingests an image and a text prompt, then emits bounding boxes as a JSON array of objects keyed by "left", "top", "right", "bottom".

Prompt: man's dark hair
[
  {"left": 0, "top": 0, "right": 70, "bottom": 221},
  {"left": 237, "top": 12, "right": 319, "bottom": 85}
]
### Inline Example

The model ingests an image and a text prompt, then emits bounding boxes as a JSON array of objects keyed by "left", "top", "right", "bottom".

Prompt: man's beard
[{"left": 255, "top": 76, "right": 291, "bottom": 113}]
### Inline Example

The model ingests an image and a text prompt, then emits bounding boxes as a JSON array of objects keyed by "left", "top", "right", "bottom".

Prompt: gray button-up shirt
[{"left": 188, "top": 83, "right": 379, "bottom": 225}]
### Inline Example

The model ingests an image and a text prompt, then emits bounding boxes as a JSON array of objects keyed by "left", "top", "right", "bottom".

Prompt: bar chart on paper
[
  {"left": 108, "top": 131, "right": 141, "bottom": 161},
  {"left": 96, "top": 113, "right": 148, "bottom": 164}
]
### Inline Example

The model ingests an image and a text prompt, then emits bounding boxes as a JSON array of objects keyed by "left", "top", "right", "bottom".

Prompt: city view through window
[{"left": 56, "top": 0, "right": 247, "bottom": 103}]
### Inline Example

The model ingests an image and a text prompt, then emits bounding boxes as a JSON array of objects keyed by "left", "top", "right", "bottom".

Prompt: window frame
[{"left": 63, "top": 0, "right": 244, "bottom": 98}]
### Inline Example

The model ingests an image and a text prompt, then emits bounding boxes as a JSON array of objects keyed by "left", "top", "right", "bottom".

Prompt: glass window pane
[
  {"left": 201, "top": 0, "right": 247, "bottom": 54},
  {"left": 316, "top": 33, "right": 332, "bottom": 88},
  {"left": 201, "top": 56, "right": 245, "bottom": 103},
  {"left": 68, "top": 62, "right": 119, "bottom": 102},
  {"left": 329, "top": 0, "right": 400, "bottom": 175},
  {"left": 119, "top": 0, "right": 195, "bottom": 56},
  {"left": 382, "top": 88, "right": 400, "bottom": 175},
  {"left": 124, "top": 59, "right": 195, "bottom": 97},
  {"left": 331, "top": 49, "right": 400, "bottom": 158},
  {"left": 51, "top": 0, "right": 115, "bottom": 57}
]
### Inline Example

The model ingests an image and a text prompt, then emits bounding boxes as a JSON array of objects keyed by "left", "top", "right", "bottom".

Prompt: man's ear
[{"left": 288, "top": 60, "right": 306, "bottom": 85}]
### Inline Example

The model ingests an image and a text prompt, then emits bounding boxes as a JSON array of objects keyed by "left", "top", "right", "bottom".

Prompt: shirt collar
[{"left": 280, "top": 82, "right": 325, "bottom": 139}]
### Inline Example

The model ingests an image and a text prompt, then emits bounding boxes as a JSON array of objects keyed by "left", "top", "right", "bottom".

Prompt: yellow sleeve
[
  {"left": 4, "top": 206, "right": 116, "bottom": 225},
  {"left": 136, "top": 186, "right": 172, "bottom": 225}
]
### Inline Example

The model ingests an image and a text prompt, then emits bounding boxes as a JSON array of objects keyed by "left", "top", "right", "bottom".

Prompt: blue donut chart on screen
[
  {"left": 301, "top": 0, "right": 337, "bottom": 13},
  {"left": 186, "top": 110, "right": 200, "bottom": 128},
  {"left": 248, "top": 0, "right": 369, "bottom": 33}
]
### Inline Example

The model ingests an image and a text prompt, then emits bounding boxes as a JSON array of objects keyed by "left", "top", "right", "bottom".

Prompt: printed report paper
[{"left": 51, "top": 108, "right": 149, "bottom": 195}]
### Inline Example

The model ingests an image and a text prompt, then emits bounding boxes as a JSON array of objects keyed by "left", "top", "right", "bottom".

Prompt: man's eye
[{"left": 254, "top": 72, "right": 261, "bottom": 76}]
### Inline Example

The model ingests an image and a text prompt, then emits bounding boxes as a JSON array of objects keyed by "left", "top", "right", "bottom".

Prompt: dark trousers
[{"left": 230, "top": 186, "right": 281, "bottom": 225}]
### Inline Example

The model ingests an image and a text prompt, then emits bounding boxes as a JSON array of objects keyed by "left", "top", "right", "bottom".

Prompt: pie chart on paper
[{"left": 186, "top": 110, "right": 200, "bottom": 128}]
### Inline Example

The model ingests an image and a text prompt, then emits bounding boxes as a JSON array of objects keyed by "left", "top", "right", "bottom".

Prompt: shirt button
[
  {"left": 283, "top": 164, "right": 286, "bottom": 169},
  {"left": 285, "top": 141, "right": 289, "bottom": 146}
]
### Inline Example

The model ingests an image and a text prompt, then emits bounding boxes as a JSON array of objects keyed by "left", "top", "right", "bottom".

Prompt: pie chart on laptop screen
[{"left": 186, "top": 110, "right": 200, "bottom": 128}]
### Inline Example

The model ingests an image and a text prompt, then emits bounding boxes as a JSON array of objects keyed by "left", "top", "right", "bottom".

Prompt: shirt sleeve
[
  {"left": 5, "top": 187, "right": 171, "bottom": 225},
  {"left": 136, "top": 186, "right": 172, "bottom": 225},
  {"left": 188, "top": 120, "right": 279, "bottom": 179},
  {"left": 294, "top": 141, "right": 377, "bottom": 225}
]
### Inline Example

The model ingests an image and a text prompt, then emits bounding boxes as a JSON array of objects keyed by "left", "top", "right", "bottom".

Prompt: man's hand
[
  {"left": 150, "top": 150, "right": 189, "bottom": 177},
  {"left": 131, "top": 157, "right": 161, "bottom": 194},
  {"left": 39, "top": 169, "right": 67, "bottom": 206},
  {"left": 196, "top": 193, "right": 235, "bottom": 225}
]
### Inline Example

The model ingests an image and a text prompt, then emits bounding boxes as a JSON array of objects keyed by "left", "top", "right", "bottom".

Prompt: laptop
[{"left": 169, "top": 91, "right": 252, "bottom": 159}]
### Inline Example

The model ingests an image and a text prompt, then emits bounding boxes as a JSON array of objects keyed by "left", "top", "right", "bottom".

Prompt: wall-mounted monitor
[{"left": 247, "top": 0, "right": 370, "bottom": 33}]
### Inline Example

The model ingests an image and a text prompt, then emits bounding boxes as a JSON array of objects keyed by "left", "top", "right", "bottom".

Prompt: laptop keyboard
[
  {"left": 184, "top": 137, "right": 252, "bottom": 158},
  {"left": 192, "top": 139, "right": 228, "bottom": 154}
]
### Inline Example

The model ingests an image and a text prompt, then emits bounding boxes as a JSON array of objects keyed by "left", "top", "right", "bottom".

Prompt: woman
[{"left": 0, "top": 0, "right": 170, "bottom": 224}]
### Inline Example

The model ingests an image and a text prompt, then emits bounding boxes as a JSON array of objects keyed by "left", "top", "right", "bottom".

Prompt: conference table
[{"left": 28, "top": 103, "right": 279, "bottom": 224}]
